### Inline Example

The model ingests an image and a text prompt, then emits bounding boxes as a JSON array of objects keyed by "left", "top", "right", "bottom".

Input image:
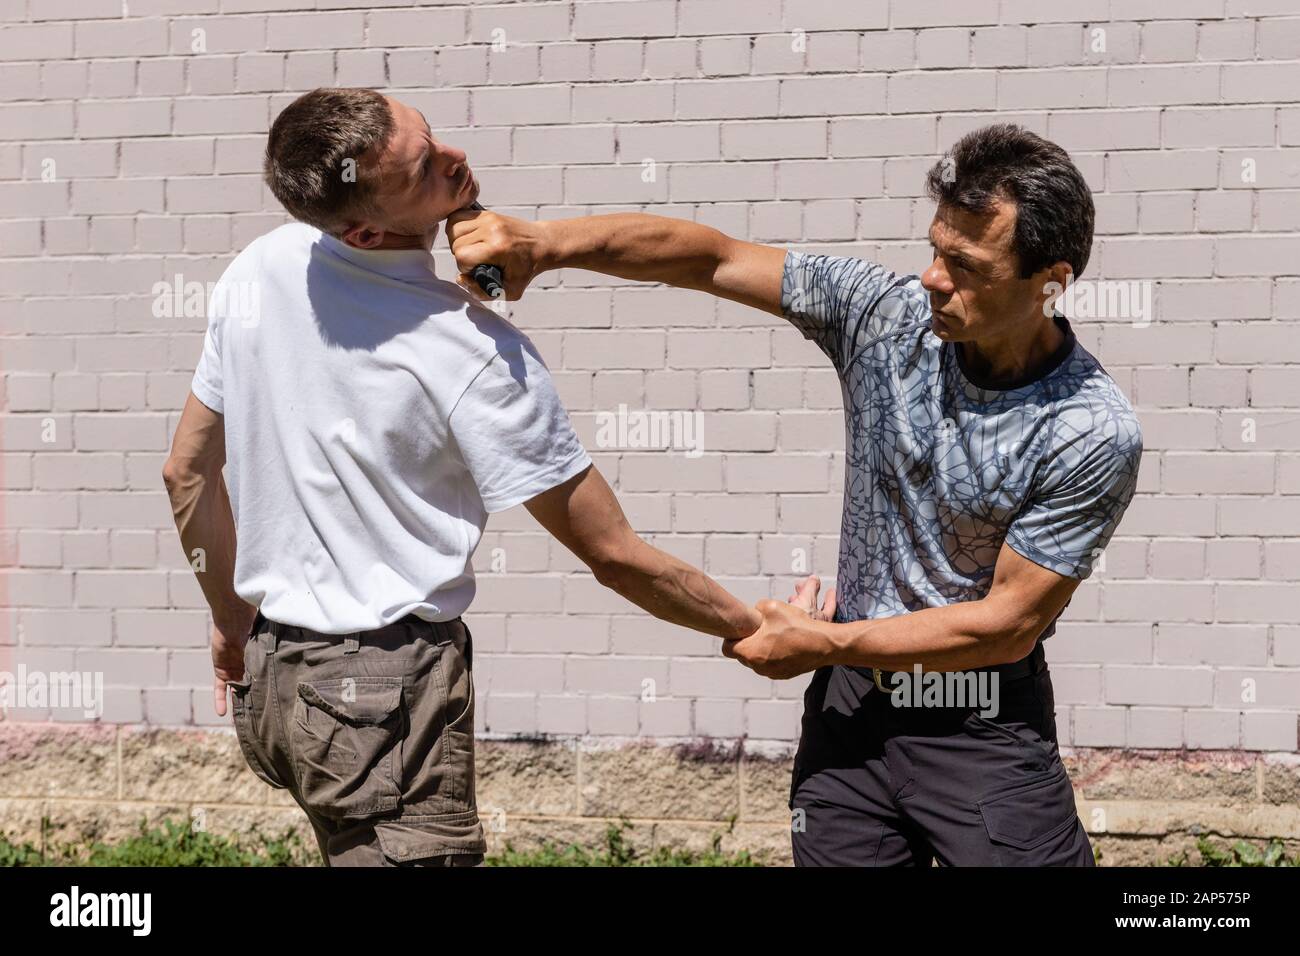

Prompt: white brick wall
[{"left": 1, "top": 0, "right": 1298, "bottom": 752}]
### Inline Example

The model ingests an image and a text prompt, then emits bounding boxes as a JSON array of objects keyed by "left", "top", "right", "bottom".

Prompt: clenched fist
[
  {"left": 446, "top": 208, "right": 550, "bottom": 302},
  {"left": 722, "top": 598, "right": 836, "bottom": 681}
]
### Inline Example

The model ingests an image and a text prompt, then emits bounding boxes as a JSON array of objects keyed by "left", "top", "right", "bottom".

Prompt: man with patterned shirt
[{"left": 449, "top": 124, "right": 1142, "bottom": 866}]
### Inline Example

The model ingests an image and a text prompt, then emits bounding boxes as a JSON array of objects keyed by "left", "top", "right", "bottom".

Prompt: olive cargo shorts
[{"left": 228, "top": 609, "right": 486, "bottom": 867}]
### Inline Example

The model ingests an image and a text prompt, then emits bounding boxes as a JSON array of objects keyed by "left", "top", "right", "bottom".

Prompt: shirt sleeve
[
  {"left": 1005, "top": 411, "right": 1143, "bottom": 580},
  {"left": 449, "top": 340, "right": 592, "bottom": 513},
  {"left": 190, "top": 290, "right": 224, "bottom": 414},
  {"left": 781, "top": 250, "right": 920, "bottom": 373}
]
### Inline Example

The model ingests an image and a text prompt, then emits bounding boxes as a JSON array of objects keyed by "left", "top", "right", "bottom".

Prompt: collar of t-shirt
[
  {"left": 954, "top": 313, "right": 1076, "bottom": 392},
  {"left": 317, "top": 232, "right": 439, "bottom": 282}
]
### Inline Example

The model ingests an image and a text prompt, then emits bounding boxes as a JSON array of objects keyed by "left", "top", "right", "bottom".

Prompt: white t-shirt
[{"left": 190, "top": 222, "right": 591, "bottom": 634}]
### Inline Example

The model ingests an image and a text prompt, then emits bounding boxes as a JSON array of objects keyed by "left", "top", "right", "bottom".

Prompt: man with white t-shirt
[{"left": 161, "top": 88, "right": 762, "bottom": 867}]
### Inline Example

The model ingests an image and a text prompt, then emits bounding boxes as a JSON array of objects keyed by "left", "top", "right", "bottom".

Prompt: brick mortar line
[
  {"left": 0, "top": 795, "right": 279, "bottom": 809},
  {"left": 41, "top": 83, "right": 1300, "bottom": 99},
  {"left": 22, "top": 20, "right": 1299, "bottom": 34},
  {"left": 7, "top": 64, "right": 1300, "bottom": 80}
]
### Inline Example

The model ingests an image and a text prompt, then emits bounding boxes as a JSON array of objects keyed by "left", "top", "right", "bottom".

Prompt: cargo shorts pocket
[
  {"left": 229, "top": 677, "right": 287, "bottom": 791},
  {"left": 977, "top": 765, "right": 1081, "bottom": 863},
  {"left": 292, "top": 676, "right": 404, "bottom": 821},
  {"left": 435, "top": 622, "right": 476, "bottom": 806},
  {"left": 374, "top": 812, "right": 487, "bottom": 866}
]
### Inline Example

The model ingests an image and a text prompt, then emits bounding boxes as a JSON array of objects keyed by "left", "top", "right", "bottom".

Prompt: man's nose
[
  {"left": 437, "top": 142, "right": 469, "bottom": 171},
  {"left": 921, "top": 258, "right": 950, "bottom": 292}
]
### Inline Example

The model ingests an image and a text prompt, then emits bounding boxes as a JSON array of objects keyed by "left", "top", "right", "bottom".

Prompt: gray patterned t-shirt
[{"left": 782, "top": 251, "right": 1143, "bottom": 640}]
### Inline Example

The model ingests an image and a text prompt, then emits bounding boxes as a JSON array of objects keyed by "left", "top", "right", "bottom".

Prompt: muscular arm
[
  {"left": 162, "top": 393, "right": 255, "bottom": 637},
  {"left": 726, "top": 543, "right": 1080, "bottom": 679},
  {"left": 525, "top": 464, "right": 761, "bottom": 641},
  {"left": 163, "top": 392, "right": 258, "bottom": 714},
  {"left": 448, "top": 210, "right": 787, "bottom": 317},
  {"left": 831, "top": 544, "right": 1079, "bottom": 670}
]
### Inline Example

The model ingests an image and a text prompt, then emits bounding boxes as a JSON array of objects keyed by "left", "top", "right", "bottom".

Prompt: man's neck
[
  {"left": 959, "top": 314, "right": 1066, "bottom": 388},
  {"left": 347, "top": 222, "right": 438, "bottom": 251},
  {"left": 369, "top": 230, "right": 435, "bottom": 251}
]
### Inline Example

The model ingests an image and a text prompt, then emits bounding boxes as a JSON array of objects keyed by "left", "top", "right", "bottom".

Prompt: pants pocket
[
  {"left": 964, "top": 711, "right": 1053, "bottom": 754},
  {"left": 962, "top": 694, "right": 1058, "bottom": 772},
  {"left": 230, "top": 676, "right": 287, "bottom": 790},
  {"left": 373, "top": 812, "right": 487, "bottom": 865},
  {"left": 292, "top": 675, "right": 404, "bottom": 821},
  {"left": 977, "top": 765, "right": 1082, "bottom": 864},
  {"left": 441, "top": 624, "right": 475, "bottom": 805}
]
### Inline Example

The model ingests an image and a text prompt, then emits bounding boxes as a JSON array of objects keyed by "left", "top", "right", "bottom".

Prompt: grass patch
[
  {"left": 31, "top": 816, "right": 1293, "bottom": 867},
  {"left": 0, "top": 817, "right": 310, "bottom": 867},
  {"left": 0, "top": 816, "right": 757, "bottom": 867},
  {"left": 486, "top": 820, "right": 760, "bottom": 867},
  {"left": 1164, "top": 837, "right": 1300, "bottom": 867}
]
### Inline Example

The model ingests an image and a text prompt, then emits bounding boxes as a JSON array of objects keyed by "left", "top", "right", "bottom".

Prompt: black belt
[
  {"left": 860, "top": 640, "right": 1046, "bottom": 694},
  {"left": 252, "top": 609, "right": 459, "bottom": 642}
]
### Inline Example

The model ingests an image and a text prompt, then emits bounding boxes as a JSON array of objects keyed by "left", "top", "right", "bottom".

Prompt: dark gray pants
[
  {"left": 229, "top": 610, "right": 486, "bottom": 867},
  {"left": 790, "top": 650, "right": 1094, "bottom": 866}
]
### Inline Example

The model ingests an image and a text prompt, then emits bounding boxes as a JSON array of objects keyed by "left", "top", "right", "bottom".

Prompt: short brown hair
[{"left": 264, "top": 88, "right": 395, "bottom": 234}]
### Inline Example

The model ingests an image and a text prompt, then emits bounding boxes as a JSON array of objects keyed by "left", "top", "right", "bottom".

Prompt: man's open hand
[
  {"left": 211, "top": 616, "right": 254, "bottom": 718},
  {"left": 446, "top": 208, "right": 548, "bottom": 302},
  {"left": 788, "top": 574, "right": 837, "bottom": 622}
]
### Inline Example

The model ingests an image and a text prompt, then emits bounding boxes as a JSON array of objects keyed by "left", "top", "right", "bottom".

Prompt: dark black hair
[{"left": 925, "top": 124, "right": 1094, "bottom": 280}]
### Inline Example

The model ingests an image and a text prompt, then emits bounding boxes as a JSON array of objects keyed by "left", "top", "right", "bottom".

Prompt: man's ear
[
  {"left": 340, "top": 222, "right": 385, "bottom": 249},
  {"left": 1051, "top": 261, "right": 1074, "bottom": 291},
  {"left": 1037, "top": 261, "right": 1074, "bottom": 317}
]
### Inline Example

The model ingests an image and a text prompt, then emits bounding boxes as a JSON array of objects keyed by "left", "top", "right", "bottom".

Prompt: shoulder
[
  {"left": 430, "top": 289, "right": 552, "bottom": 388},
  {"left": 259, "top": 220, "right": 321, "bottom": 249},
  {"left": 784, "top": 250, "right": 929, "bottom": 344},
  {"left": 1049, "top": 348, "right": 1143, "bottom": 467},
  {"left": 784, "top": 250, "right": 921, "bottom": 312},
  {"left": 222, "top": 220, "right": 320, "bottom": 279}
]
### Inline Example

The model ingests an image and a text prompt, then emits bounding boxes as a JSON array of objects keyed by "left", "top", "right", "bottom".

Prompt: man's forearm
[
  {"left": 823, "top": 599, "right": 1039, "bottom": 672},
  {"left": 538, "top": 213, "right": 729, "bottom": 290},
  {"left": 163, "top": 464, "right": 255, "bottom": 636},
  {"left": 600, "top": 539, "right": 760, "bottom": 641}
]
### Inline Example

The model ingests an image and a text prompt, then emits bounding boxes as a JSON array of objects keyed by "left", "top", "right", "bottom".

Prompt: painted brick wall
[{"left": 1, "top": 0, "right": 1298, "bottom": 753}]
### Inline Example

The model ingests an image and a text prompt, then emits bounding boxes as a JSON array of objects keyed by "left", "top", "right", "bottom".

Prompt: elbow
[
  {"left": 974, "top": 598, "right": 1045, "bottom": 667},
  {"left": 162, "top": 456, "right": 207, "bottom": 496},
  {"left": 589, "top": 555, "right": 631, "bottom": 594},
  {"left": 678, "top": 228, "right": 731, "bottom": 292},
  {"left": 161, "top": 458, "right": 183, "bottom": 493},
  {"left": 588, "top": 538, "right": 644, "bottom": 596},
  {"left": 580, "top": 527, "right": 642, "bottom": 594},
  {"left": 1003, "top": 635, "right": 1041, "bottom": 668},
  {"left": 990, "top": 617, "right": 1045, "bottom": 666}
]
